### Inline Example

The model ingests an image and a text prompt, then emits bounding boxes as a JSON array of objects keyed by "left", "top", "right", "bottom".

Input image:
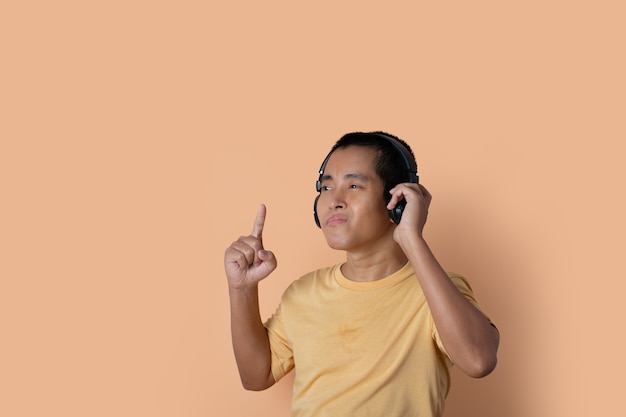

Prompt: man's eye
[
  {"left": 322, "top": 186, "right": 332, "bottom": 191},
  {"left": 350, "top": 184, "right": 359, "bottom": 189}
]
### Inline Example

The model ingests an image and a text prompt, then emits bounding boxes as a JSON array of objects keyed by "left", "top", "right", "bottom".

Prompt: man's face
[{"left": 317, "top": 145, "right": 393, "bottom": 252}]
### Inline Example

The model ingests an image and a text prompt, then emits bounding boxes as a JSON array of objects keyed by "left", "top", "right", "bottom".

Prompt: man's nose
[{"left": 328, "top": 189, "right": 346, "bottom": 210}]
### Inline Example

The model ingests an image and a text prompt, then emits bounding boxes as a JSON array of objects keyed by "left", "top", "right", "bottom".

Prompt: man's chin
[{"left": 323, "top": 235, "right": 349, "bottom": 251}]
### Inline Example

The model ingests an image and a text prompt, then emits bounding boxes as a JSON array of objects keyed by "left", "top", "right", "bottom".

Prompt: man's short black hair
[{"left": 330, "top": 131, "right": 416, "bottom": 203}]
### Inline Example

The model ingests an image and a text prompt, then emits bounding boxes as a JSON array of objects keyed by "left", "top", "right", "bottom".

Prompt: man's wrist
[
  {"left": 229, "top": 283, "right": 259, "bottom": 297},
  {"left": 396, "top": 229, "right": 427, "bottom": 251}
]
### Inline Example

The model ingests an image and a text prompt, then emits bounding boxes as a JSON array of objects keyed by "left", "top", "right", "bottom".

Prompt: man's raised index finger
[{"left": 251, "top": 204, "right": 266, "bottom": 239}]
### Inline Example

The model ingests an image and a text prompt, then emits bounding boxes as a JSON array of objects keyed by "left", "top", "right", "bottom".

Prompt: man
[{"left": 224, "top": 131, "right": 499, "bottom": 416}]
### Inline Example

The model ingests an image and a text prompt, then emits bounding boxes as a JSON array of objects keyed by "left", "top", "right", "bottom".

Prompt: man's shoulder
[
  {"left": 283, "top": 264, "right": 339, "bottom": 295},
  {"left": 445, "top": 271, "right": 473, "bottom": 290}
]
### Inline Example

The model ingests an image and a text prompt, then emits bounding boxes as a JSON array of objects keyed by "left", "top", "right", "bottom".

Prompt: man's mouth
[{"left": 326, "top": 214, "right": 348, "bottom": 226}]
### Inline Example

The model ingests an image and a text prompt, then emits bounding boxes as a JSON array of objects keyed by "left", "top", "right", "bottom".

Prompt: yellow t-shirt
[{"left": 264, "top": 262, "right": 485, "bottom": 417}]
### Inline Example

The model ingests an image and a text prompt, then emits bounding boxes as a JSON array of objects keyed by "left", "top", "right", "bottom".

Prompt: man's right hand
[{"left": 224, "top": 204, "right": 277, "bottom": 290}]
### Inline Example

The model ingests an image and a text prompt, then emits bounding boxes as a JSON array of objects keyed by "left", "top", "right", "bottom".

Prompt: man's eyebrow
[
  {"left": 321, "top": 173, "right": 371, "bottom": 182},
  {"left": 344, "top": 173, "right": 370, "bottom": 181}
]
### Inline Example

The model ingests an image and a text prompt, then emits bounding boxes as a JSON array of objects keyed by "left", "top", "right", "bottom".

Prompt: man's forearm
[{"left": 229, "top": 285, "right": 275, "bottom": 390}]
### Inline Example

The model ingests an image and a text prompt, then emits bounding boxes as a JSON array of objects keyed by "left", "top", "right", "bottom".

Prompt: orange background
[{"left": 1, "top": 2, "right": 625, "bottom": 416}]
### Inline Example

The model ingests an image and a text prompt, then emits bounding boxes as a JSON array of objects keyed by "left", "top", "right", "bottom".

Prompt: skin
[{"left": 224, "top": 145, "right": 499, "bottom": 391}]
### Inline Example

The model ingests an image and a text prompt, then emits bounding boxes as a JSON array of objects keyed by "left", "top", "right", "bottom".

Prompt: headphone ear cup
[
  {"left": 313, "top": 194, "right": 321, "bottom": 228},
  {"left": 388, "top": 200, "right": 405, "bottom": 224}
]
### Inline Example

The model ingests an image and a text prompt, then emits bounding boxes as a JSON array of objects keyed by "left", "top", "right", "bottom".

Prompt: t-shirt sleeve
[
  {"left": 263, "top": 303, "right": 295, "bottom": 382},
  {"left": 431, "top": 272, "right": 494, "bottom": 358}
]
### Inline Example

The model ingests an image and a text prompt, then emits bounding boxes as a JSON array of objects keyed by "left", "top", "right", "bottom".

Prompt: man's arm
[
  {"left": 229, "top": 285, "right": 275, "bottom": 390},
  {"left": 402, "top": 235, "right": 499, "bottom": 377},
  {"left": 389, "top": 184, "right": 499, "bottom": 378},
  {"left": 224, "top": 204, "right": 277, "bottom": 390}
]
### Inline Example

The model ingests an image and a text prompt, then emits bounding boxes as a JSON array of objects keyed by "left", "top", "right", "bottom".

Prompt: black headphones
[{"left": 313, "top": 132, "right": 419, "bottom": 228}]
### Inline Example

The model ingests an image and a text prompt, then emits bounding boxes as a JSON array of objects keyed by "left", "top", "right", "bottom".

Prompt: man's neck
[{"left": 341, "top": 244, "right": 408, "bottom": 282}]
